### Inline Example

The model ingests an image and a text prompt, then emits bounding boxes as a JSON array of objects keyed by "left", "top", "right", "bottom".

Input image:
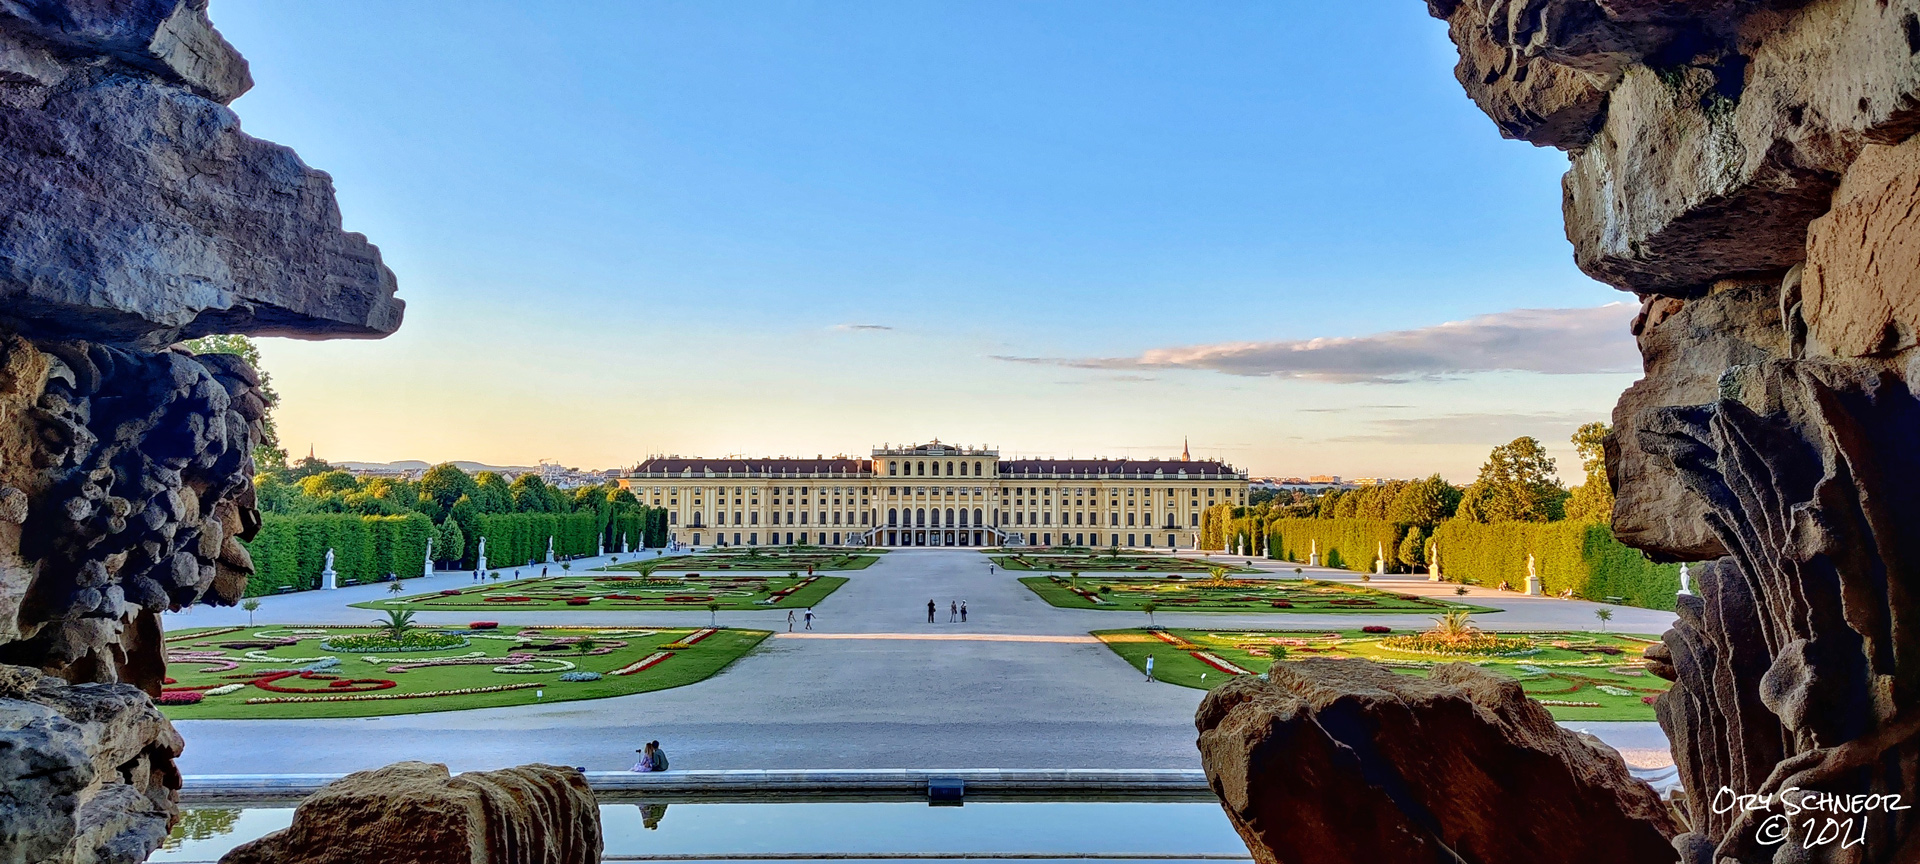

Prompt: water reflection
[{"left": 154, "top": 801, "right": 1245, "bottom": 862}]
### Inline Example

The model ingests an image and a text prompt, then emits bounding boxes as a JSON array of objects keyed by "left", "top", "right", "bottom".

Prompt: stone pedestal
[
  {"left": 321, "top": 567, "right": 337, "bottom": 591},
  {"left": 1525, "top": 574, "right": 1543, "bottom": 596}
]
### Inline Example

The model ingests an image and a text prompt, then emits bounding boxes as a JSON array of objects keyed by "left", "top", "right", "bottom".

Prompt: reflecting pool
[{"left": 152, "top": 801, "right": 1249, "bottom": 863}]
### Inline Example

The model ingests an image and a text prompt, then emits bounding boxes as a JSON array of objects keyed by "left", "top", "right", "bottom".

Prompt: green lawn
[
  {"left": 352, "top": 574, "right": 847, "bottom": 612},
  {"left": 1022, "top": 575, "right": 1499, "bottom": 614},
  {"left": 159, "top": 624, "right": 769, "bottom": 719},
  {"left": 1094, "top": 627, "right": 1667, "bottom": 721},
  {"left": 993, "top": 551, "right": 1261, "bottom": 574},
  {"left": 600, "top": 549, "right": 883, "bottom": 574}
]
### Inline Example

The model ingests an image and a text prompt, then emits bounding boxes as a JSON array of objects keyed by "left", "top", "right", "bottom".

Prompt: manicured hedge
[
  {"left": 1430, "top": 520, "right": 1680, "bottom": 610},
  {"left": 470, "top": 512, "right": 601, "bottom": 569},
  {"left": 242, "top": 513, "right": 434, "bottom": 595},
  {"left": 1267, "top": 518, "right": 1403, "bottom": 573}
]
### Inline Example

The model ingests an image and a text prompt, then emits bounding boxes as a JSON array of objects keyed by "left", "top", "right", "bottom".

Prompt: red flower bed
[
  {"left": 565, "top": 599, "right": 590, "bottom": 606},
  {"left": 485, "top": 596, "right": 534, "bottom": 603},
  {"left": 156, "top": 692, "right": 203, "bottom": 705},
  {"left": 1134, "top": 565, "right": 1150, "bottom": 570},
  {"left": 1642, "top": 695, "right": 1660, "bottom": 705},
  {"left": 469, "top": 622, "right": 499, "bottom": 630},
  {"left": 1361, "top": 625, "right": 1392, "bottom": 634},
  {"left": 665, "top": 595, "right": 715, "bottom": 602},
  {"left": 250, "top": 671, "right": 396, "bottom": 694},
  {"left": 440, "top": 590, "right": 463, "bottom": 596},
  {"left": 1270, "top": 600, "right": 1293, "bottom": 608}
]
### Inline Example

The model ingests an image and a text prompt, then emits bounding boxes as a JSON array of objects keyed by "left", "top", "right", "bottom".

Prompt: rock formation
[
  {"left": 0, "top": 2, "right": 402, "bottom": 861},
  {"left": 1407, "top": 0, "right": 1920, "bottom": 860},
  {"left": 0, "top": 664, "right": 184, "bottom": 864},
  {"left": 218, "top": 762, "right": 602, "bottom": 864},
  {"left": 1197, "top": 659, "right": 1680, "bottom": 864}
]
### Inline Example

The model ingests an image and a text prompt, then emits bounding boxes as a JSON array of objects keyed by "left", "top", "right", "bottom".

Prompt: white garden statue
[
  {"left": 1309, "top": 538, "right": 1319, "bottom": 567},
  {"left": 1428, "top": 542, "right": 1442, "bottom": 582},
  {"left": 424, "top": 537, "right": 434, "bottom": 578},
  {"left": 1374, "top": 541, "right": 1386, "bottom": 575},
  {"left": 546, "top": 536, "right": 555, "bottom": 564},
  {"left": 321, "top": 547, "right": 338, "bottom": 591},
  {"left": 1525, "top": 553, "right": 1543, "bottom": 596},
  {"left": 1679, "top": 562, "right": 1692, "bottom": 597},
  {"left": 476, "top": 537, "right": 488, "bottom": 575}
]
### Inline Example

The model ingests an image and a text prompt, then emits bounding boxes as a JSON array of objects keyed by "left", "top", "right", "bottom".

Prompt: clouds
[
  {"left": 1328, "top": 410, "right": 1602, "bottom": 446},
  {"left": 997, "top": 304, "right": 1640, "bottom": 383},
  {"left": 833, "top": 323, "right": 894, "bottom": 332}
]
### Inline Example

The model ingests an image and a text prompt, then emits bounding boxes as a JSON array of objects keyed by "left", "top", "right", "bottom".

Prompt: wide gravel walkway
[{"left": 166, "top": 548, "right": 1676, "bottom": 774}]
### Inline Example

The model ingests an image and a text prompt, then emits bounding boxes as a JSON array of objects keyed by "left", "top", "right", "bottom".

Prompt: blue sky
[{"left": 221, "top": 1, "right": 1638, "bottom": 481}]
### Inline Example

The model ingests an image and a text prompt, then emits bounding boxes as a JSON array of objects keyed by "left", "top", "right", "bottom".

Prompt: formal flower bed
[
  {"left": 157, "top": 625, "right": 770, "bottom": 719},
  {"left": 1022, "top": 575, "right": 1494, "bottom": 615},
  {"left": 1095, "top": 627, "right": 1671, "bottom": 721},
  {"left": 360, "top": 573, "right": 846, "bottom": 611},
  {"left": 321, "top": 631, "right": 469, "bottom": 653}
]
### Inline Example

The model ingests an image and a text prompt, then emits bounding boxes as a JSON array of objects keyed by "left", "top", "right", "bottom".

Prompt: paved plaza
[{"left": 166, "top": 549, "right": 1677, "bottom": 775}]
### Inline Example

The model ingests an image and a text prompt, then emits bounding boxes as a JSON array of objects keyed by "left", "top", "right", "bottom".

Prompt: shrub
[
  {"left": 469, "top": 622, "right": 499, "bottom": 630},
  {"left": 321, "top": 631, "right": 468, "bottom": 652},
  {"left": 1362, "top": 625, "right": 1392, "bottom": 634}
]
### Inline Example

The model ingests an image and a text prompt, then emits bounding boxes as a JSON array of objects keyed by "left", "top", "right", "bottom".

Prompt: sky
[{"left": 215, "top": 1, "right": 1641, "bottom": 483}]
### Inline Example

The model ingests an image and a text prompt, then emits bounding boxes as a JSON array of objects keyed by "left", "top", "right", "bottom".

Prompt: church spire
[{"left": 1181, "top": 437, "right": 1190, "bottom": 461}]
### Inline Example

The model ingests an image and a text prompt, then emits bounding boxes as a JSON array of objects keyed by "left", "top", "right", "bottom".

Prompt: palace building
[{"left": 616, "top": 441, "right": 1248, "bottom": 549}]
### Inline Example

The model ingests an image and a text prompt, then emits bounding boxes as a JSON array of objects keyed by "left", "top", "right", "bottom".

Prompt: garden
[
  {"left": 157, "top": 615, "right": 770, "bottom": 719},
  {"left": 600, "top": 548, "right": 882, "bottom": 574},
  {"left": 990, "top": 550, "right": 1263, "bottom": 573},
  {"left": 354, "top": 572, "right": 848, "bottom": 612},
  {"left": 1094, "top": 614, "right": 1668, "bottom": 721},
  {"left": 1022, "top": 572, "right": 1496, "bottom": 614}
]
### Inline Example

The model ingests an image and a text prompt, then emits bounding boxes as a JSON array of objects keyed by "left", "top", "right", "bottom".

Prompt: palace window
[
  {"left": 751, "top": 512, "right": 759, "bottom": 525},
  {"left": 946, "top": 508, "right": 955, "bottom": 526},
  {"left": 889, "top": 462, "right": 897, "bottom": 476},
  {"left": 974, "top": 508, "right": 983, "bottom": 526},
  {"left": 916, "top": 508, "right": 927, "bottom": 527},
  {"left": 888, "top": 509, "right": 898, "bottom": 526},
  {"left": 861, "top": 511, "right": 870, "bottom": 525}
]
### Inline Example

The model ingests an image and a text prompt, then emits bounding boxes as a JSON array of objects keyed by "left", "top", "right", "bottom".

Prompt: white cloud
[
  {"left": 832, "top": 323, "right": 894, "bottom": 332},
  {"left": 996, "top": 304, "right": 1639, "bottom": 383}
]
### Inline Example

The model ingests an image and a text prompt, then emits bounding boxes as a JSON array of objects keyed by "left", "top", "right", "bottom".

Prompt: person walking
[
  {"left": 949, "top": 601, "right": 958, "bottom": 622},
  {"left": 927, "top": 600, "right": 936, "bottom": 623},
  {"left": 541, "top": 566, "right": 548, "bottom": 577},
  {"left": 1145, "top": 655, "right": 1156, "bottom": 682},
  {"left": 787, "top": 610, "right": 796, "bottom": 632},
  {"left": 988, "top": 563, "right": 995, "bottom": 575},
  {"left": 960, "top": 601, "right": 968, "bottom": 623},
  {"left": 804, "top": 608, "right": 815, "bottom": 630}
]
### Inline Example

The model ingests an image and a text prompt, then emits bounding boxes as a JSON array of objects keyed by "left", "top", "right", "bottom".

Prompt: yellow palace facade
[{"left": 616, "top": 441, "right": 1248, "bottom": 549}]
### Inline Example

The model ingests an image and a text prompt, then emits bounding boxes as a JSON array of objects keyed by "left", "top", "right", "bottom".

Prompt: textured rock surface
[
  {"left": 0, "top": 333, "right": 265, "bottom": 693},
  {"left": 0, "top": 0, "right": 402, "bottom": 350},
  {"left": 0, "top": 663, "right": 183, "bottom": 864},
  {"left": 1427, "top": 0, "right": 1920, "bottom": 860},
  {"left": 219, "top": 762, "right": 601, "bottom": 864},
  {"left": 1196, "top": 658, "right": 1679, "bottom": 864}
]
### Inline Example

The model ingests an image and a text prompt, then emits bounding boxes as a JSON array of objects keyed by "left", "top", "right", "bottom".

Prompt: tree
[
  {"left": 1595, "top": 607, "right": 1613, "bottom": 631},
  {"left": 1387, "top": 475, "right": 1461, "bottom": 528},
  {"left": 420, "top": 464, "right": 478, "bottom": 514},
  {"left": 1142, "top": 601, "right": 1158, "bottom": 628},
  {"left": 1398, "top": 525, "right": 1428, "bottom": 571},
  {"left": 707, "top": 601, "right": 720, "bottom": 628},
  {"left": 296, "top": 470, "right": 358, "bottom": 498},
  {"left": 388, "top": 580, "right": 405, "bottom": 595},
  {"left": 510, "top": 474, "right": 562, "bottom": 513},
  {"left": 241, "top": 597, "right": 261, "bottom": 625},
  {"left": 1459, "top": 437, "right": 1567, "bottom": 523},
  {"left": 180, "top": 335, "right": 286, "bottom": 475},
  {"left": 1564, "top": 421, "right": 1615, "bottom": 524},
  {"left": 473, "top": 472, "right": 514, "bottom": 514}
]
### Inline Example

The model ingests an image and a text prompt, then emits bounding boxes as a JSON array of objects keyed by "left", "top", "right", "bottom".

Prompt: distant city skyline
[{"left": 223, "top": 2, "right": 1633, "bottom": 485}]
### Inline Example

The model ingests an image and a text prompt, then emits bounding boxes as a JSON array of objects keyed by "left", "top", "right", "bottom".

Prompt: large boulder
[
  {"left": 0, "top": 0, "right": 402, "bottom": 350},
  {"left": 220, "top": 762, "right": 601, "bottom": 864},
  {"left": 0, "top": 664, "right": 183, "bottom": 864},
  {"left": 1195, "top": 658, "right": 1679, "bottom": 864}
]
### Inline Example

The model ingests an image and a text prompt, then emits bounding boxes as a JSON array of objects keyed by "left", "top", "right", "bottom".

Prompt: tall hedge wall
[
  {"left": 1267, "top": 518, "right": 1403, "bottom": 573},
  {"left": 1430, "top": 520, "right": 1680, "bottom": 610},
  {"left": 470, "top": 512, "right": 601, "bottom": 570},
  {"left": 241, "top": 513, "right": 434, "bottom": 596}
]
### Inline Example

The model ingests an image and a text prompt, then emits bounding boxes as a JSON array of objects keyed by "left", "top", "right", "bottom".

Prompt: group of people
[
  {"left": 927, "top": 599, "right": 967, "bottom": 623},
  {"left": 785, "top": 608, "right": 817, "bottom": 631}
]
